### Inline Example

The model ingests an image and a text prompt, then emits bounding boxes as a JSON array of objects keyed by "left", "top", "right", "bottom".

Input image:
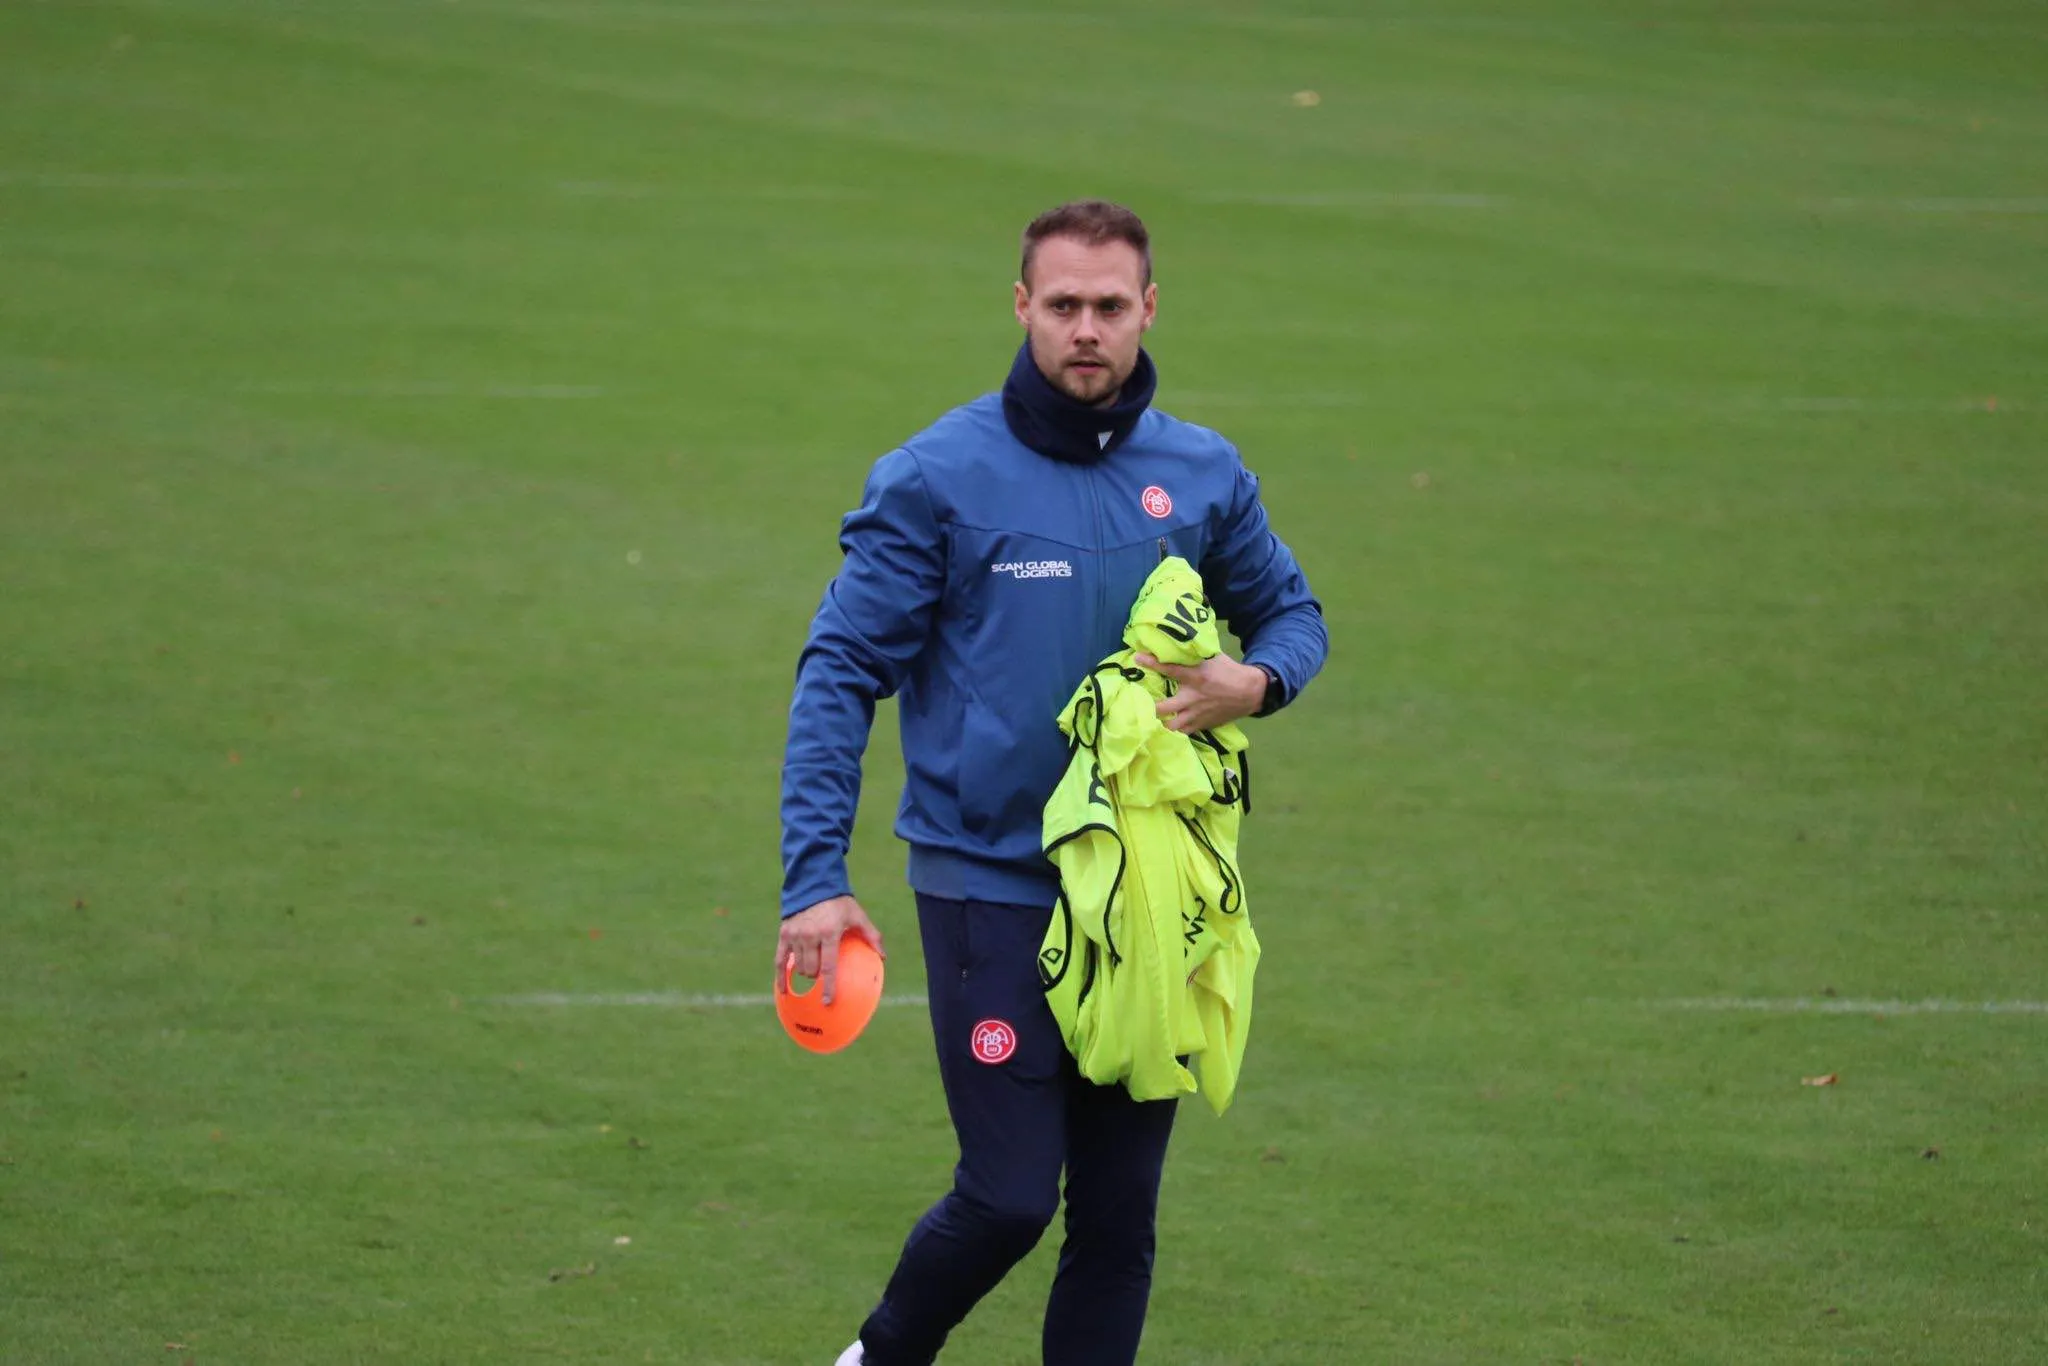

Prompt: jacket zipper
[{"left": 1087, "top": 464, "right": 1108, "bottom": 638}]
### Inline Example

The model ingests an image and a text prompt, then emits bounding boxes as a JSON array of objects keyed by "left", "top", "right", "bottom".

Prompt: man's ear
[
  {"left": 1141, "top": 281, "right": 1158, "bottom": 330},
  {"left": 1014, "top": 280, "right": 1030, "bottom": 329}
]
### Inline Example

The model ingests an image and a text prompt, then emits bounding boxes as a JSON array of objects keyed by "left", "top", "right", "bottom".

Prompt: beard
[
  {"left": 1057, "top": 362, "right": 1121, "bottom": 405},
  {"left": 1033, "top": 339, "right": 1126, "bottom": 406}
]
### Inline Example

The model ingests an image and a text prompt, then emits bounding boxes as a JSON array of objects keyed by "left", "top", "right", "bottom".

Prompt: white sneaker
[{"left": 833, "top": 1344, "right": 864, "bottom": 1366}]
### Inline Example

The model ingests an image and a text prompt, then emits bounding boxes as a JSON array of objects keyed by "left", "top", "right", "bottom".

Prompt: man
[{"left": 777, "top": 200, "right": 1327, "bottom": 1366}]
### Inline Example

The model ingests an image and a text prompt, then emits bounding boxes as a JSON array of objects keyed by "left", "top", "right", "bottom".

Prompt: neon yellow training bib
[{"left": 1039, "top": 557, "right": 1259, "bottom": 1115}]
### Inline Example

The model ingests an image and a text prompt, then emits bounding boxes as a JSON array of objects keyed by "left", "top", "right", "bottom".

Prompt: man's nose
[{"left": 1072, "top": 307, "right": 1101, "bottom": 342}]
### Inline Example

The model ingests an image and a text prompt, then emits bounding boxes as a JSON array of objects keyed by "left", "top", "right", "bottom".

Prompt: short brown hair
[{"left": 1020, "top": 200, "right": 1151, "bottom": 288}]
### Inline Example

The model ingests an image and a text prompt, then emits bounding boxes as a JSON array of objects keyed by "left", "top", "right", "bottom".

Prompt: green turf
[{"left": 4, "top": 1, "right": 2045, "bottom": 1361}]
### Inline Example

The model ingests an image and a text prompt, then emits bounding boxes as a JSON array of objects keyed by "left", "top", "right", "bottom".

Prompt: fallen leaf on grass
[
  {"left": 1922, "top": 1147, "right": 1941, "bottom": 1160},
  {"left": 163, "top": 1345, "right": 187, "bottom": 1353},
  {"left": 613, "top": 1235, "right": 632, "bottom": 1246},
  {"left": 627, "top": 1136, "right": 649, "bottom": 1150},
  {"left": 548, "top": 1262, "right": 596, "bottom": 1282},
  {"left": 1260, "top": 1146, "right": 1286, "bottom": 1164},
  {"left": 1801, "top": 1074, "right": 1838, "bottom": 1087}
]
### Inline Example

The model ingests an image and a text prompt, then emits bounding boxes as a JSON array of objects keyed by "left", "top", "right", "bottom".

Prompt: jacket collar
[{"left": 1000, "top": 342, "right": 1157, "bottom": 464}]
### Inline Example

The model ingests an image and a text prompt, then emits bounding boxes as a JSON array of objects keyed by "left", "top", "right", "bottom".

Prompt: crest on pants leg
[{"left": 970, "top": 1018, "right": 1018, "bottom": 1064}]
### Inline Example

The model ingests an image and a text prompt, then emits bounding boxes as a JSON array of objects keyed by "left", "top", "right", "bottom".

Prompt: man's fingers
[
  {"left": 1135, "top": 652, "right": 1195, "bottom": 679},
  {"left": 776, "top": 898, "right": 883, "bottom": 998},
  {"left": 776, "top": 935, "right": 816, "bottom": 991},
  {"left": 856, "top": 919, "right": 886, "bottom": 959},
  {"left": 818, "top": 937, "right": 841, "bottom": 1006}
]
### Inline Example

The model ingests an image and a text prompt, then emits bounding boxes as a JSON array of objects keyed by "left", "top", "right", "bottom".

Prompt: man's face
[{"left": 1014, "top": 236, "right": 1157, "bottom": 407}]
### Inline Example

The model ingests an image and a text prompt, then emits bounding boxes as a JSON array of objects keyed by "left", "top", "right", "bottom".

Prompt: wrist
[{"left": 1251, "top": 662, "right": 1282, "bottom": 717}]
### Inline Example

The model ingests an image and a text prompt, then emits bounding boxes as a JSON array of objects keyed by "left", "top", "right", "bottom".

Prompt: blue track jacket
[{"left": 780, "top": 350, "right": 1328, "bottom": 917}]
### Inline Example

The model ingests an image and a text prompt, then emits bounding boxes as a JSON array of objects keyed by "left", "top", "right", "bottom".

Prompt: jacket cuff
[
  {"left": 1250, "top": 660, "right": 1288, "bottom": 717},
  {"left": 781, "top": 871, "right": 853, "bottom": 919}
]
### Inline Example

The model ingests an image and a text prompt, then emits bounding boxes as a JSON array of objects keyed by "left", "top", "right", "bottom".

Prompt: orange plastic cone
[{"left": 777, "top": 931, "right": 885, "bottom": 1054}]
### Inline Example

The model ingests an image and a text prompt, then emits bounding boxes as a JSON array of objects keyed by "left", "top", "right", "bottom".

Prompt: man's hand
[
  {"left": 1135, "top": 652, "right": 1269, "bottom": 733},
  {"left": 775, "top": 895, "right": 885, "bottom": 1005}
]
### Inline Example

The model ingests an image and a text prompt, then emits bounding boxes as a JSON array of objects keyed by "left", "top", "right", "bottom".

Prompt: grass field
[{"left": 4, "top": 1, "right": 2046, "bottom": 1362}]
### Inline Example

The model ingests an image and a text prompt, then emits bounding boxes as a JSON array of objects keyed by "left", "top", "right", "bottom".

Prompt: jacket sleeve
[
  {"left": 780, "top": 448, "right": 946, "bottom": 918},
  {"left": 1200, "top": 456, "right": 1328, "bottom": 715}
]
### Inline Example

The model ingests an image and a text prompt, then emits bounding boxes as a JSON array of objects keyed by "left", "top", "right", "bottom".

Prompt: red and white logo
[
  {"left": 1141, "top": 486, "right": 1173, "bottom": 519},
  {"left": 970, "top": 1018, "right": 1018, "bottom": 1064}
]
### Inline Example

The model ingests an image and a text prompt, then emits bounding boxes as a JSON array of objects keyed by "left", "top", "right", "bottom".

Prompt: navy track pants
[{"left": 857, "top": 894, "right": 1179, "bottom": 1366}]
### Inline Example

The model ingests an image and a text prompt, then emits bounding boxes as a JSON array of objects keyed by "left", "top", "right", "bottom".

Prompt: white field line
[
  {"left": 236, "top": 381, "right": 608, "bottom": 399},
  {"left": 552, "top": 180, "right": 870, "bottom": 201},
  {"left": 493, "top": 994, "right": 2046, "bottom": 1015},
  {"left": 1172, "top": 393, "right": 2033, "bottom": 414},
  {"left": 1802, "top": 196, "right": 2048, "bottom": 214},
  {"left": 1174, "top": 391, "right": 1373, "bottom": 409},
  {"left": 1191, "top": 190, "right": 1504, "bottom": 209},
  {"left": 28, "top": 173, "right": 2034, "bottom": 217},
  {"left": 1663, "top": 997, "right": 2048, "bottom": 1016},
  {"left": 1734, "top": 396, "right": 2029, "bottom": 414},
  {"left": 0, "top": 172, "right": 864, "bottom": 201},
  {"left": 483, "top": 991, "right": 930, "bottom": 1008},
  {"left": 1192, "top": 190, "right": 2047, "bottom": 215},
  {"left": 0, "top": 171, "right": 260, "bottom": 190},
  {"left": 475, "top": 5, "right": 2048, "bottom": 37}
]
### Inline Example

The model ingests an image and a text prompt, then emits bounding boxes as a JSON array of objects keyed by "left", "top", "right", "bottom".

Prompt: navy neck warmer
[{"left": 1000, "top": 342, "right": 1157, "bottom": 464}]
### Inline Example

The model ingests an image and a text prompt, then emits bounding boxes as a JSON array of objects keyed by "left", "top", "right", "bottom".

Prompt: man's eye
[
  {"left": 1052, "top": 302, "right": 1073, "bottom": 315},
  {"left": 1101, "top": 303, "right": 1122, "bottom": 315}
]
